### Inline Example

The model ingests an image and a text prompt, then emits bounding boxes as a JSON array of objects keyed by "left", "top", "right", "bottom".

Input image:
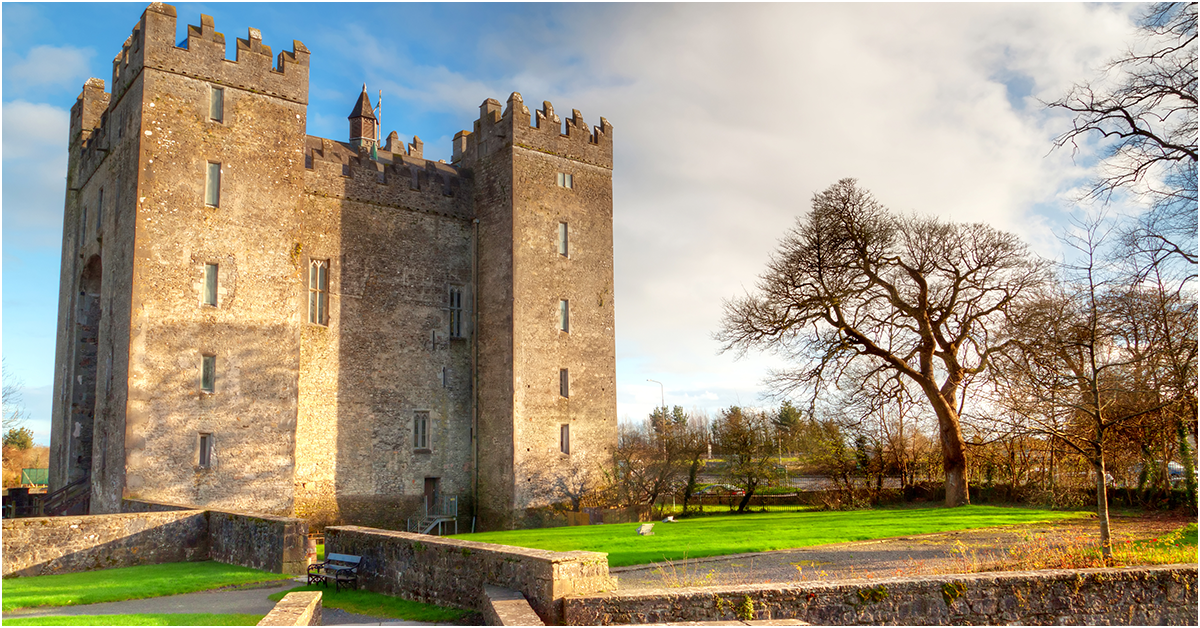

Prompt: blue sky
[{"left": 3, "top": 2, "right": 1146, "bottom": 445}]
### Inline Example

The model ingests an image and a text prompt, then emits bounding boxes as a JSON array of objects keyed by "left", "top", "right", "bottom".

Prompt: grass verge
[
  {"left": 2, "top": 613, "right": 264, "bottom": 626},
  {"left": 454, "top": 504, "right": 1092, "bottom": 567},
  {"left": 947, "top": 522, "right": 1199, "bottom": 572},
  {"left": 269, "top": 585, "right": 468, "bottom": 623},
  {"left": 1, "top": 561, "right": 293, "bottom": 611}
]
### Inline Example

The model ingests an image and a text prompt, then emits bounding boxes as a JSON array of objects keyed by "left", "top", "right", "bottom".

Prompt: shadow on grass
[
  {"left": 270, "top": 584, "right": 470, "bottom": 623},
  {"left": 1, "top": 562, "right": 294, "bottom": 611}
]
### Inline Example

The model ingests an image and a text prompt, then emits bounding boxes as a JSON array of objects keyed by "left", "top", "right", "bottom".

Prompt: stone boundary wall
[
  {"left": 2, "top": 510, "right": 209, "bottom": 577},
  {"left": 258, "top": 591, "right": 323, "bottom": 626},
  {"left": 325, "top": 525, "right": 614, "bottom": 625},
  {"left": 483, "top": 585, "right": 546, "bottom": 626},
  {"left": 3, "top": 507, "right": 308, "bottom": 578},
  {"left": 210, "top": 510, "right": 309, "bottom": 575},
  {"left": 563, "top": 564, "right": 1198, "bottom": 626}
]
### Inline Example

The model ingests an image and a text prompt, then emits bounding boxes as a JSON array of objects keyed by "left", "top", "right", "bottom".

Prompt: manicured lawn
[
  {"left": 269, "top": 585, "right": 469, "bottom": 622},
  {"left": 2, "top": 613, "right": 264, "bottom": 626},
  {"left": 453, "top": 505, "right": 1092, "bottom": 567},
  {"left": 1, "top": 561, "right": 294, "bottom": 611}
]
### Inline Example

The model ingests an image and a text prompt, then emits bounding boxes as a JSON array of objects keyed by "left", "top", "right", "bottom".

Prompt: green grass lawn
[
  {"left": 2, "top": 613, "right": 264, "bottom": 626},
  {"left": 1, "top": 561, "right": 294, "bottom": 611},
  {"left": 268, "top": 585, "right": 468, "bottom": 622},
  {"left": 453, "top": 504, "right": 1092, "bottom": 567}
]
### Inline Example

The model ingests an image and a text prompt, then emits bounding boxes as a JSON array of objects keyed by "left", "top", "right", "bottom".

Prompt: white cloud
[
  {"left": 7, "top": 45, "right": 94, "bottom": 89},
  {"left": 2, "top": 101, "right": 70, "bottom": 242}
]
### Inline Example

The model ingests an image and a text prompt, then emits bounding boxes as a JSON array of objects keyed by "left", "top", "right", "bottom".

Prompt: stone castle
[{"left": 49, "top": 2, "right": 617, "bottom": 531}]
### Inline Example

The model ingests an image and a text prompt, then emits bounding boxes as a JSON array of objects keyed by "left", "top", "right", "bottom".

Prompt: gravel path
[{"left": 614, "top": 512, "right": 1191, "bottom": 589}]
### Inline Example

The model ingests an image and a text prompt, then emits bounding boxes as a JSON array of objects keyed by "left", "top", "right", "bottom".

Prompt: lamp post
[{"left": 646, "top": 379, "right": 665, "bottom": 412}]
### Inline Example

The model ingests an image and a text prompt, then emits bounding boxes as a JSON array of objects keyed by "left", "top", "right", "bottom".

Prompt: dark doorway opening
[{"left": 68, "top": 256, "right": 103, "bottom": 486}]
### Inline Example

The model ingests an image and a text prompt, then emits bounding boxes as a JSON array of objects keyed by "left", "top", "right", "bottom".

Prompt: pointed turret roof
[{"left": 348, "top": 84, "right": 376, "bottom": 120}]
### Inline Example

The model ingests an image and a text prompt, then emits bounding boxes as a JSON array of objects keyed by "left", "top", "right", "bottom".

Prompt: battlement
[
  {"left": 454, "top": 92, "right": 612, "bottom": 169},
  {"left": 109, "top": 3, "right": 309, "bottom": 107},
  {"left": 304, "top": 136, "right": 471, "bottom": 220}
]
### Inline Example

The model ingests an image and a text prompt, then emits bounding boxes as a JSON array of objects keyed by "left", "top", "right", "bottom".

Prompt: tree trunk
[
  {"left": 1094, "top": 454, "right": 1113, "bottom": 562},
  {"left": 924, "top": 388, "right": 970, "bottom": 506}
]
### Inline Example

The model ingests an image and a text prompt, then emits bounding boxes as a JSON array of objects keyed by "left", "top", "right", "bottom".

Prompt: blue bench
[{"left": 306, "top": 553, "right": 361, "bottom": 592}]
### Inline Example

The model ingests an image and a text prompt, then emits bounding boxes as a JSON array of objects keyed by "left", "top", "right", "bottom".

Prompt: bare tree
[
  {"left": 2, "top": 359, "right": 28, "bottom": 433},
  {"left": 1049, "top": 3, "right": 1197, "bottom": 271},
  {"left": 998, "top": 216, "right": 1182, "bottom": 560},
  {"left": 718, "top": 179, "right": 1046, "bottom": 506}
]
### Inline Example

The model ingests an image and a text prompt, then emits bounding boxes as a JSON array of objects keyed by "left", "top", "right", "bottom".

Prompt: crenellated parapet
[
  {"left": 453, "top": 92, "right": 612, "bottom": 169},
  {"left": 68, "top": 79, "right": 114, "bottom": 189},
  {"left": 304, "top": 137, "right": 472, "bottom": 220},
  {"left": 109, "top": 3, "right": 308, "bottom": 107}
]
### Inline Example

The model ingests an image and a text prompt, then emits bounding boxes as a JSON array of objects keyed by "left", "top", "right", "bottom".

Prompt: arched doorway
[{"left": 68, "top": 256, "right": 102, "bottom": 485}]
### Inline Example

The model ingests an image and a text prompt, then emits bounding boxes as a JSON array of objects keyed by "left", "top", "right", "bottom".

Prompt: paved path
[{"left": 1, "top": 579, "right": 446, "bottom": 626}]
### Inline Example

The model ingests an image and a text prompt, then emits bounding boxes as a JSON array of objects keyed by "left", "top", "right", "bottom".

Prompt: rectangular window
[
  {"left": 559, "top": 368, "right": 569, "bottom": 398},
  {"left": 309, "top": 259, "right": 329, "bottom": 325},
  {"left": 200, "top": 354, "right": 216, "bottom": 393},
  {"left": 198, "top": 433, "right": 213, "bottom": 468},
  {"left": 205, "top": 162, "right": 221, "bottom": 207},
  {"left": 557, "top": 172, "right": 573, "bottom": 189},
  {"left": 413, "top": 411, "right": 429, "bottom": 450},
  {"left": 96, "top": 188, "right": 104, "bottom": 232},
  {"left": 559, "top": 299, "right": 569, "bottom": 332},
  {"left": 80, "top": 205, "right": 88, "bottom": 238},
  {"left": 558, "top": 222, "right": 569, "bottom": 257},
  {"left": 203, "top": 263, "right": 218, "bottom": 306},
  {"left": 210, "top": 86, "right": 224, "bottom": 122},
  {"left": 448, "top": 287, "right": 463, "bottom": 337},
  {"left": 560, "top": 424, "right": 570, "bottom": 454},
  {"left": 440, "top": 367, "right": 448, "bottom": 388}
]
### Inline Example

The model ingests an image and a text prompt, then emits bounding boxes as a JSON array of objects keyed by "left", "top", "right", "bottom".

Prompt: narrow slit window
[
  {"left": 558, "top": 222, "right": 569, "bottom": 257},
  {"left": 559, "top": 368, "right": 569, "bottom": 398},
  {"left": 96, "top": 188, "right": 104, "bottom": 232},
  {"left": 559, "top": 299, "right": 569, "bottom": 332},
  {"left": 560, "top": 424, "right": 570, "bottom": 454},
  {"left": 449, "top": 287, "right": 463, "bottom": 337},
  {"left": 557, "top": 172, "right": 573, "bottom": 189},
  {"left": 205, "top": 162, "right": 221, "bottom": 207},
  {"left": 441, "top": 367, "right": 448, "bottom": 388},
  {"left": 80, "top": 205, "right": 88, "bottom": 239},
  {"left": 203, "top": 263, "right": 218, "bottom": 306},
  {"left": 210, "top": 86, "right": 224, "bottom": 122},
  {"left": 200, "top": 354, "right": 216, "bottom": 393},
  {"left": 309, "top": 259, "right": 329, "bottom": 325},
  {"left": 198, "top": 433, "right": 213, "bottom": 468},
  {"left": 413, "top": 411, "right": 429, "bottom": 450}
]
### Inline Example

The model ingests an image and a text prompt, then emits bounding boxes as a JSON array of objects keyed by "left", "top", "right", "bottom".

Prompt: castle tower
[
  {"left": 50, "top": 2, "right": 310, "bottom": 514},
  {"left": 347, "top": 85, "right": 377, "bottom": 150},
  {"left": 463, "top": 93, "right": 617, "bottom": 530}
]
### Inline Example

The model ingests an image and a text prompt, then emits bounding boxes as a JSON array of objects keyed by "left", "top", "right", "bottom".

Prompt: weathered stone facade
[{"left": 50, "top": 2, "right": 617, "bottom": 532}]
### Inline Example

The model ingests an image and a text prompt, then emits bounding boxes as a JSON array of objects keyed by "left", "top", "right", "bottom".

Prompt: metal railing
[{"left": 407, "top": 494, "right": 458, "bottom": 535}]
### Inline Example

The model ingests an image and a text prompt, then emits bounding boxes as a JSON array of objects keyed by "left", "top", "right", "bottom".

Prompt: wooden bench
[{"left": 306, "top": 553, "right": 362, "bottom": 592}]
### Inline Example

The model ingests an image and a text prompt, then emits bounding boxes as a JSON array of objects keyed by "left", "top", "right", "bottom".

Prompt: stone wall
[
  {"left": 2, "top": 510, "right": 209, "bottom": 577},
  {"left": 209, "top": 510, "right": 309, "bottom": 575},
  {"left": 258, "top": 591, "right": 322, "bottom": 626},
  {"left": 325, "top": 524, "right": 614, "bottom": 625},
  {"left": 2, "top": 508, "right": 307, "bottom": 577},
  {"left": 563, "top": 564, "right": 1198, "bottom": 626}
]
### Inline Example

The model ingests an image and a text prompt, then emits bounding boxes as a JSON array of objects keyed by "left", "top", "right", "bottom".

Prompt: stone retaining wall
[
  {"left": 325, "top": 525, "right": 614, "bottom": 624},
  {"left": 210, "top": 510, "right": 309, "bottom": 575},
  {"left": 2, "top": 508, "right": 308, "bottom": 577},
  {"left": 483, "top": 585, "right": 546, "bottom": 626},
  {"left": 2, "top": 510, "right": 209, "bottom": 577},
  {"left": 563, "top": 564, "right": 1198, "bottom": 625},
  {"left": 258, "top": 591, "right": 323, "bottom": 626}
]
